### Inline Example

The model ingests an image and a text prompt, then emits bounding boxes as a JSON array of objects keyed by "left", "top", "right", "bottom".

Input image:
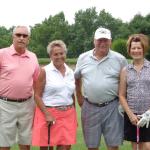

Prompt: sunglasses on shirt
[{"left": 15, "top": 33, "right": 28, "bottom": 38}]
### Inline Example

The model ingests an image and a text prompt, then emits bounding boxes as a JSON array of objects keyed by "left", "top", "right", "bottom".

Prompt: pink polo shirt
[{"left": 0, "top": 45, "right": 39, "bottom": 99}]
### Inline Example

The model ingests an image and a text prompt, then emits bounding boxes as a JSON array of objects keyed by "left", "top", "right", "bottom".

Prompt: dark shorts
[{"left": 124, "top": 113, "right": 150, "bottom": 142}]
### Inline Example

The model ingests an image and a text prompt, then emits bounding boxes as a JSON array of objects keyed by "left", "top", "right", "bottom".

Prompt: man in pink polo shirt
[{"left": 0, "top": 25, "right": 39, "bottom": 150}]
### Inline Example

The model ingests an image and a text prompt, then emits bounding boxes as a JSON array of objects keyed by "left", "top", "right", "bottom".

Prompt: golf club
[
  {"left": 136, "top": 126, "right": 139, "bottom": 150},
  {"left": 48, "top": 123, "right": 51, "bottom": 150}
]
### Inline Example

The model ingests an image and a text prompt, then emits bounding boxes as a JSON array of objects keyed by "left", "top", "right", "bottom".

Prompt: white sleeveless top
[{"left": 42, "top": 62, "right": 75, "bottom": 106}]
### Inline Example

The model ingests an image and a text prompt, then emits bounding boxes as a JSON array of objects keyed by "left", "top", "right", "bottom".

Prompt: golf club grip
[
  {"left": 48, "top": 124, "right": 51, "bottom": 145},
  {"left": 136, "top": 126, "right": 139, "bottom": 150}
]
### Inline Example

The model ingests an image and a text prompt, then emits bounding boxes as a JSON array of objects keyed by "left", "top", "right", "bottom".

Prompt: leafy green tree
[
  {"left": 0, "top": 9, "right": 149, "bottom": 59},
  {"left": 112, "top": 39, "right": 128, "bottom": 58},
  {"left": 68, "top": 7, "right": 98, "bottom": 57},
  {"left": 0, "top": 26, "right": 11, "bottom": 48},
  {"left": 129, "top": 14, "right": 150, "bottom": 35},
  {"left": 29, "top": 12, "right": 69, "bottom": 58}
]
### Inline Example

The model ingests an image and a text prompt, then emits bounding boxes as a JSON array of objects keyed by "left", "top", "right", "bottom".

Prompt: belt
[
  {"left": 46, "top": 104, "right": 74, "bottom": 111},
  {"left": 85, "top": 97, "right": 118, "bottom": 107},
  {"left": 0, "top": 96, "right": 32, "bottom": 103}
]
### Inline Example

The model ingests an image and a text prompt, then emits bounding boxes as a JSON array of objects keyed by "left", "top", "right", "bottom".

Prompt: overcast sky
[{"left": 0, "top": 0, "right": 150, "bottom": 29}]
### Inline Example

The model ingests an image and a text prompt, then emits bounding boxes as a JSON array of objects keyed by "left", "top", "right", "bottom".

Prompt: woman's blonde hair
[{"left": 47, "top": 40, "right": 67, "bottom": 55}]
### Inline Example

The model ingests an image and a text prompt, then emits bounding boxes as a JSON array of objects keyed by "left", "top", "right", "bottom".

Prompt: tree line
[{"left": 0, "top": 8, "right": 150, "bottom": 59}]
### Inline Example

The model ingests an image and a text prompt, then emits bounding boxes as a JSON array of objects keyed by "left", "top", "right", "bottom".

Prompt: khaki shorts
[{"left": 0, "top": 97, "right": 35, "bottom": 147}]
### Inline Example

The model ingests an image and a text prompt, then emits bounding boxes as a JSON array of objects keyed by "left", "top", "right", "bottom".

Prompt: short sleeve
[
  {"left": 33, "top": 56, "right": 40, "bottom": 81},
  {"left": 74, "top": 55, "right": 82, "bottom": 79}
]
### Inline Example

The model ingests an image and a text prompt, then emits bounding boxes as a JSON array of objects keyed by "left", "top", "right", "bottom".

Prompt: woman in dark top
[{"left": 119, "top": 34, "right": 150, "bottom": 150}]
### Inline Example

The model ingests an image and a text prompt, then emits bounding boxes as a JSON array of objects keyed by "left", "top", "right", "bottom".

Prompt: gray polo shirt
[{"left": 74, "top": 49, "right": 127, "bottom": 103}]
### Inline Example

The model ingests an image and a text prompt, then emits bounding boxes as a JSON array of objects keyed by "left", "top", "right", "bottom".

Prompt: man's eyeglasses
[{"left": 15, "top": 33, "right": 28, "bottom": 38}]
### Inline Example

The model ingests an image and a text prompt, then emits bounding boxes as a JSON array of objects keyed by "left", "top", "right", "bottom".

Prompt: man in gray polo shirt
[{"left": 74, "top": 27, "right": 127, "bottom": 150}]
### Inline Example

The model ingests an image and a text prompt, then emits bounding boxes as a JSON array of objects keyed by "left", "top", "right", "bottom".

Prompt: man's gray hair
[
  {"left": 12, "top": 25, "right": 31, "bottom": 36},
  {"left": 47, "top": 40, "right": 67, "bottom": 55}
]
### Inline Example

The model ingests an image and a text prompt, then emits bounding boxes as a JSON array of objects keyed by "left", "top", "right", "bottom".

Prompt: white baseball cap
[{"left": 94, "top": 27, "right": 111, "bottom": 40}]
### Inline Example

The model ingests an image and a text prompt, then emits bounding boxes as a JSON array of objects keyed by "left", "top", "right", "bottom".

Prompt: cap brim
[{"left": 95, "top": 34, "right": 111, "bottom": 40}]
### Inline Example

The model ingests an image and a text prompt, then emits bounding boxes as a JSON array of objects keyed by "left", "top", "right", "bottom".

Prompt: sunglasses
[{"left": 15, "top": 33, "right": 28, "bottom": 38}]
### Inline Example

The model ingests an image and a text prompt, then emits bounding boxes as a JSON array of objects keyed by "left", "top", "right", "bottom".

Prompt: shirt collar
[
  {"left": 128, "top": 58, "right": 150, "bottom": 69},
  {"left": 90, "top": 48, "right": 111, "bottom": 60},
  {"left": 89, "top": 49, "right": 94, "bottom": 57},
  {"left": 9, "top": 44, "right": 30, "bottom": 58},
  {"left": 49, "top": 62, "right": 71, "bottom": 75}
]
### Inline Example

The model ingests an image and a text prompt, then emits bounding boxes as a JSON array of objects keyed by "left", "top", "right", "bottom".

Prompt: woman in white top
[{"left": 32, "top": 40, "right": 77, "bottom": 150}]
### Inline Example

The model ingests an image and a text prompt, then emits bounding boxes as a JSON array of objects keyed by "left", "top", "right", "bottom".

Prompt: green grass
[
  {"left": 38, "top": 58, "right": 77, "bottom": 65},
  {"left": 11, "top": 103, "right": 131, "bottom": 150},
  {"left": 38, "top": 57, "right": 132, "bottom": 66}
]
